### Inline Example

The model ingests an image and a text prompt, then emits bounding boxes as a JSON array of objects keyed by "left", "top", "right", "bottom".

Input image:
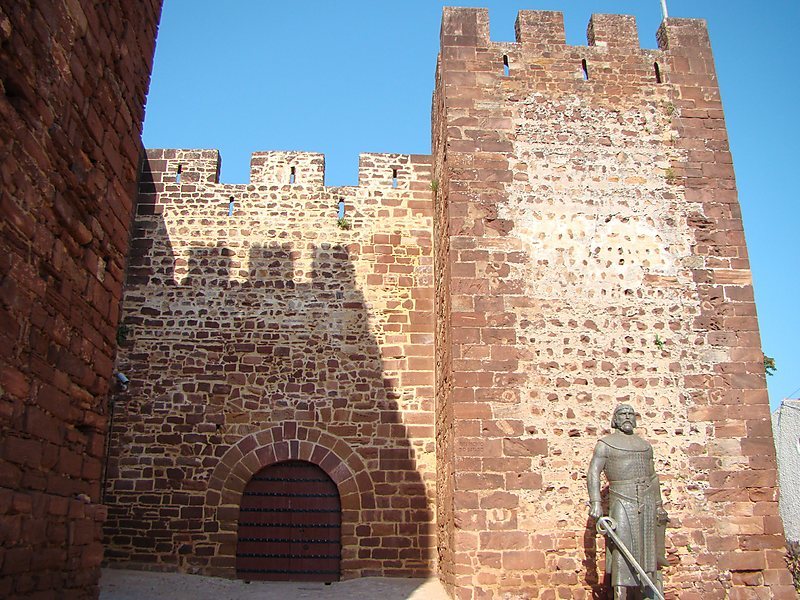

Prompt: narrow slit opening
[
  {"left": 503, "top": 55, "right": 510, "bottom": 77},
  {"left": 289, "top": 166, "right": 296, "bottom": 184},
  {"left": 581, "top": 59, "right": 589, "bottom": 81},
  {"left": 654, "top": 62, "right": 662, "bottom": 83},
  {"left": 228, "top": 196, "right": 235, "bottom": 216},
  {"left": 392, "top": 168, "right": 398, "bottom": 189},
  {"left": 338, "top": 199, "right": 346, "bottom": 220},
  {"left": 176, "top": 164, "right": 182, "bottom": 183}
]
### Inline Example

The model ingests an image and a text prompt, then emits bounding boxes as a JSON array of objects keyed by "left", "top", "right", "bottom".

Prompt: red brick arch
[{"left": 204, "top": 422, "right": 375, "bottom": 577}]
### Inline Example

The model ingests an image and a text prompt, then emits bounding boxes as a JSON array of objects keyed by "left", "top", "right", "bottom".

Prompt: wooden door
[{"left": 236, "top": 460, "right": 341, "bottom": 582}]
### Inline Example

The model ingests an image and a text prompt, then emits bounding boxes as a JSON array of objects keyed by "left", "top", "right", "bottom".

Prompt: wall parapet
[
  {"left": 442, "top": 7, "right": 712, "bottom": 58},
  {"left": 140, "top": 149, "right": 432, "bottom": 193},
  {"left": 142, "top": 148, "right": 221, "bottom": 188},
  {"left": 250, "top": 151, "right": 325, "bottom": 186}
]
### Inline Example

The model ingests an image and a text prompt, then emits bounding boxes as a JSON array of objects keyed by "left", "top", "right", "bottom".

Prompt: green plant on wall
[
  {"left": 654, "top": 334, "right": 665, "bottom": 350},
  {"left": 764, "top": 355, "right": 777, "bottom": 376},
  {"left": 337, "top": 217, "right": 351, "bottom": 230}
]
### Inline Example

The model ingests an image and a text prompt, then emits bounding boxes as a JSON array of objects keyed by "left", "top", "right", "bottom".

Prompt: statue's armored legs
[
  {"left": 613, "top": 586, "right": 652, "bottom": 600},
  {"left": 612, "top": 574, "right": 663, "bottom": 599}
]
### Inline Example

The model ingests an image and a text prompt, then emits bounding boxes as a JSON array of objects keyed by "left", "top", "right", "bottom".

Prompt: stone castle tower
[{"left": 1, "top": 3, "right": 794, "bottom": 600}]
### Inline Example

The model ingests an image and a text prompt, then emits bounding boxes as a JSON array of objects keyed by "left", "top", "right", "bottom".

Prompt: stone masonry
[
  {"left": 0, "top": 3, "right": 792, "bottom": 600},
  {"left": 431, "top": 8, "right": 793, "bottom": 600},
  {"left": 103, "top": 150, "right": 437, "bottom": 578},
  {"left": 0, "top": 1, "right": 161, "bottom": 598}
]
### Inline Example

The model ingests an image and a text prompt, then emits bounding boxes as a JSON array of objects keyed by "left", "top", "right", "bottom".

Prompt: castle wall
[
  {"left": 432, "top": 60, "right": 457, "bottom": 595},
  {"left": 0, "top": 1, "right": 161, "bottom": 598},
  {"left": 104, "top": 149, "right": 437, "bottom": 578},
  {"left": 433, "top": 8, "right": 793, "bottom": 599}
]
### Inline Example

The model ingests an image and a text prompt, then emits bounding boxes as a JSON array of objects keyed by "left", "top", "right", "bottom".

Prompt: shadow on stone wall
[
  {"left": 104, "top": 201, "right": 432, "bottom": 576},
  {"left": 582, "top": 514, "right": 608, "bottom": 599}
]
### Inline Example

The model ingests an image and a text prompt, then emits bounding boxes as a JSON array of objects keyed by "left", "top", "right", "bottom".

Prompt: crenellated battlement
[
  {"left": 587, "top": 14, "right": 639, "bottom": 48},
  {"left": 656, "top": 17, "right": 712, "bottom": 52},
  {"left": 436, "top": 8, "right": 720, "bottom": 120},
  {"left": 514, "top": 10, "right": 565, "bottom": 46},
  {"left": 140, "top": 149, "right": 432, "bottom": 194},
  {"left": 135, "top": 148, "right": 433, "bottom": 230},
  {"left": 441, "top": 7, "right": 711, "bottom": 58},
  {"left": 250, "top": 151, "right": 325, "bottom": 186},
  {"left": 141, "top": 148, "right": 221, "bottom": 187},
  {"left": 358, "top": 153, "right": 432, "bottom": 190}
]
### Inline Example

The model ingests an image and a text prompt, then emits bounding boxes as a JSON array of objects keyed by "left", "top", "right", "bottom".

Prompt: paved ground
[{"left": 100, "top": 568, "right": 450, "bottom": 600}]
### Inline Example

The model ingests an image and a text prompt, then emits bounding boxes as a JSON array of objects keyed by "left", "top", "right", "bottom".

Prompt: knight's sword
[{"left": 596, "top": 516, "right": 666, "bottom": 600}]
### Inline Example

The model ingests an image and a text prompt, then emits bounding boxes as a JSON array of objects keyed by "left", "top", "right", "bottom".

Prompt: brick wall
[
  {"left": 432, "top": 57, "right": 457, "bottom": 596},
  {"left": 433, "top": 8, "right": 793, "bottom": 599},
  {"left": 103, "top": 149, "right": 437, "bottom": 578},
  {"left": 0, "top": 1, "right": 160, "bottom": 598}
]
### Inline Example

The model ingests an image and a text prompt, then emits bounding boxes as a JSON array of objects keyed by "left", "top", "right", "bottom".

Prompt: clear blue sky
[{"left": 142, "top": 1, "right": 799, "bottom": 410}]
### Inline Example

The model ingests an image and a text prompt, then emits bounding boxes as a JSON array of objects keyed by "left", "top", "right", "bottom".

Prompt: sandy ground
[{"left": 100, "top": 568, "right": 450, "bottom": 600}]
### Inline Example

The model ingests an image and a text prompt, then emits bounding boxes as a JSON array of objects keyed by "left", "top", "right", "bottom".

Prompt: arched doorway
[{"left": 236, "top": 460, "right": 341, "bottom": 582}]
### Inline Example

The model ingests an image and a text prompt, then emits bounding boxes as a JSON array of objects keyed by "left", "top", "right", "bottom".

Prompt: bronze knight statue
[{"left": 587, "top": 404, "right": 669, "bottom": 599}]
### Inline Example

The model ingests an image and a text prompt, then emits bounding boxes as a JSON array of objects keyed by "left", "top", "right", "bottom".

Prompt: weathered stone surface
[
  {"left": 104, "top": 151, "right": 437, "bottom": 578},
  {"left": 0, "top": 1, "right": 161, "bottom": 597},
  {"left": 3, "top": 3, "right": 786, "bottom": 598},
  {"left": 432, "top": 8, "right": 790, "bottom": 600}
]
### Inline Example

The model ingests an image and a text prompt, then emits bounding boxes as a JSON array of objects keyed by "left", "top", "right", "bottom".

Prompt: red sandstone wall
[
  {"left": 432, "top": 60, "right": 457, "bottom": 596},
  {"left": 433, "top": 8, "right": 793, "bottom": 599},
  {"left": 103, "top": 150, "right": 437, "bottom": 578},
  {"left": 0, "top": 1, "right": 161, "bottom": 598}
]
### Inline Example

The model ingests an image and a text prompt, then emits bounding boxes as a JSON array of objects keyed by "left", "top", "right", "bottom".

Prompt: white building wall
[{"left": 773, "top": 399, "right": 800, "bottom": 542}]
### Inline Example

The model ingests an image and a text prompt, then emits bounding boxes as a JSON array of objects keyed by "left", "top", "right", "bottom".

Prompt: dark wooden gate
[{"left": 236, "top": 460, "right": 341, "bottom": 582}]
